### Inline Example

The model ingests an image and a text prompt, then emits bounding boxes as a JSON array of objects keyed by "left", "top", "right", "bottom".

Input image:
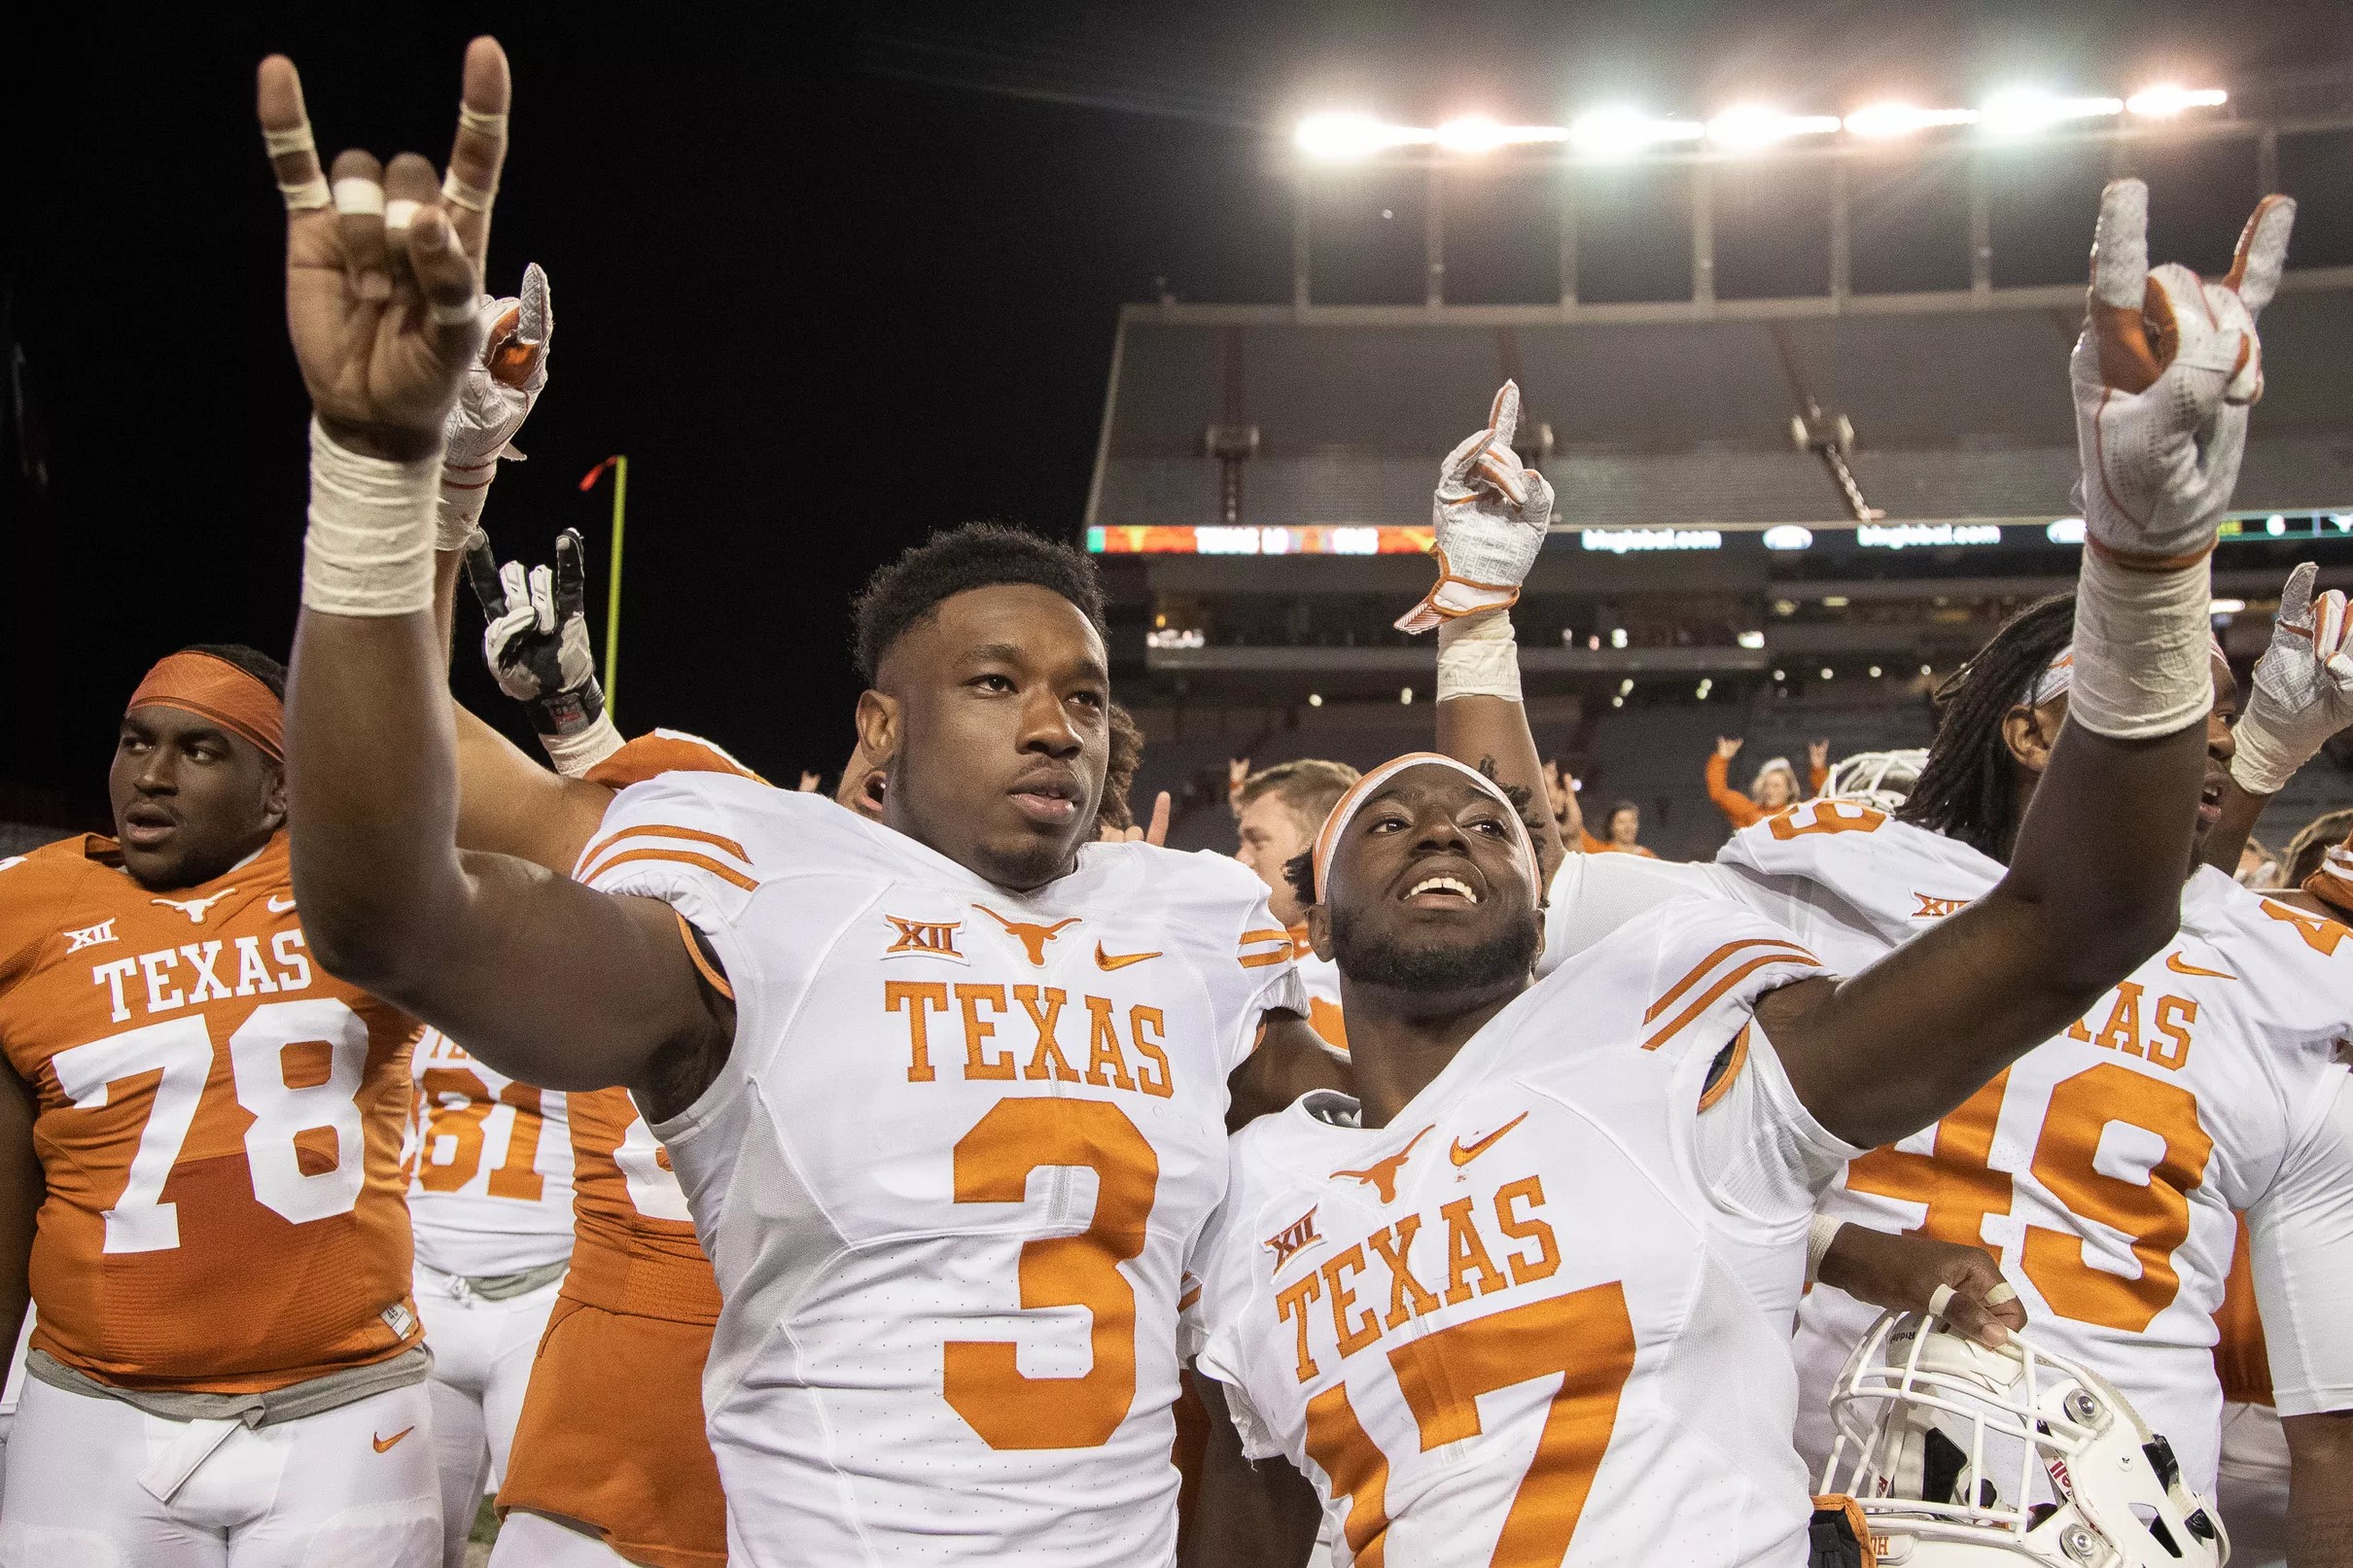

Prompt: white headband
[
  {"left": 1309, "top": 752, "right": 1539, "bottom": 904},
  {"left": 2029, "top": 635, "right": 2225, "bottom": 708}
]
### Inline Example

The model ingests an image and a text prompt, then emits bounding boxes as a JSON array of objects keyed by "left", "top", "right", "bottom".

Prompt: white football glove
[
  {"left": 465, "top": 528, "right": 620, "bottom": 775},
  {"left": 2230, "top": 562, "right": 2353, "bottom": 794},
  {"left": 2069, "top": 181, "right": 2293, "bottom": 570},
  {"left": 438, "top": 261, "right": 554, "bottom": 549},
  {"left": 1395, "top": 381, "right": 1555, "bottom": 634}
]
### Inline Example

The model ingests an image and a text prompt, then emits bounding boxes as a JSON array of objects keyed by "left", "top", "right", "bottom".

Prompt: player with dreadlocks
[{"left": 1493, "top": 189, "right": 2353, "bottom": 1555}]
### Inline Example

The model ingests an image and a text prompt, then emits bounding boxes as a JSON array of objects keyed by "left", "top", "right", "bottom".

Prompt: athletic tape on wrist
[
  {"left": 301, "top": 420, "right": 440, "bottom": 617},
  {"left": 1436, "top": 610, "right": 1522, "bottom": 703},
  {"left": 1805, "top": 1213, "right": 1842, "bottom": 1288},
  {"left": 2231, "top": 707, "right": 2303, "bottom": 796},
  {"left": 541, "top": 714, "right": 624, "bottom": 779},
  {"left": 2064, "top": 550, "right": 2215, "bottom": 740}
]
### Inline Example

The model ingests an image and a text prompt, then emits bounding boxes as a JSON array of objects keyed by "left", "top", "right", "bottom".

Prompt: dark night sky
[{"left": 6, "top": 3, "right": 2348, "bottom": 826}]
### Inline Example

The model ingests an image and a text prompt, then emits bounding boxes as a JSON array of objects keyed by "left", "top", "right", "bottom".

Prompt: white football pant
[
  {"left": 488, "top": 1507, "right": 645, "bottom": 1566},
  {"left": 0, "top": 1374, "right": 437, "bottom": 1567},
  {"left": 414, "top": 1262, "right": 564, "bottom": 1568},
  {"left": 2215, "top": 1401, "right": 2290, "bottom": 1568}
]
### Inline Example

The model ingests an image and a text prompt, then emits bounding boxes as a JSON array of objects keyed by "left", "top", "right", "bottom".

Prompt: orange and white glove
[
  {"left": 438, "top": 261, "right": 552, "bottom": 549},
  {"left": 2232, "top": 562, "right": 2353, "bottom": 795},
  {"left": 2071, "top": 181, "right": 2292, "bottom": 571},
  {"left": 2064, "top": 182, "right": 2293, "bottom": 740},
  {"left": 1395, "top": 381, "right": 1554, "bottom": 634}
]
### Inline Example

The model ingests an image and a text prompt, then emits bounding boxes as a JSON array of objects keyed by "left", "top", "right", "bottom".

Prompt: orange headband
[{"left": 127, "top": 651, "right": 286, "bottom": 762}]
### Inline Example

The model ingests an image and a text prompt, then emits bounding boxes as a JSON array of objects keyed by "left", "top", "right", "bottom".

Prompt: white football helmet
[
  {"left": 1826, "top": 749, "right": 1927, "bottom": 814},
  {"left": 1821, "top": 1312, "right": 2228, "bottom": 1567}
]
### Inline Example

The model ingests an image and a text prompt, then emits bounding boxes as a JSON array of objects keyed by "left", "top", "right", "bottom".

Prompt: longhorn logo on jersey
[
  {"left": 883, "top": 915, "right": 965, "bottom": 962},
  {"left": 152, "top": 889, "right": 237, "bottom": 924},
  {"left": 974, "top": 906, "right": 1079, "bottom": 966},
  {"left": 1333, "top": 1126, "right": 1432, "bottom": 1203},
  {"left": 1264, "top": 1206, "right": 1323, "bottom": 1272}
]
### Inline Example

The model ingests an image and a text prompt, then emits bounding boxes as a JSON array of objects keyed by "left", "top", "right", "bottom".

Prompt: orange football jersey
[
  {"left": 552, "top": 728, "right": 761, "bottom": 1326},
  {"left": 0, "top": 831, "right": 422, "bottom": 1393}
]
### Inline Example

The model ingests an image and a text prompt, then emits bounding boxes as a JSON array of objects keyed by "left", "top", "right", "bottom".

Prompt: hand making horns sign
[{"left": 257, "top": 38, "right": 512, "bottom": 461}]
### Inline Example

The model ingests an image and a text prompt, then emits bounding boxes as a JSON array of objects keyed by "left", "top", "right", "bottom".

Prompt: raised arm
[
  {"left": 1763, "top": 181, "right": 2297, "bottom": 1148},
  {"left": 2198, "top": 562, "right": 2353, "bottom": 874},
  {"left": 1399, "top": 382, "right": 1566, "bottom": 883},
  {"left": 263, "top": 42, "right": 723, "bottom": 1101}
]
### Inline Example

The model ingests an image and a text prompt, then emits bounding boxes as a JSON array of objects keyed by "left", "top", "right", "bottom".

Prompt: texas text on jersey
[
  {"left": 1186, "top": 900, "right": 1858, "bottom": 1567},
  {"left": 576, "top": 769, "right": 1302, "bottom": 1564},
  {"left": 0, "top": 830, "right": 422, "bottom": 1393},
  {"left": 1712, "top": 800, "right": 2353, "bottom": 1495}
]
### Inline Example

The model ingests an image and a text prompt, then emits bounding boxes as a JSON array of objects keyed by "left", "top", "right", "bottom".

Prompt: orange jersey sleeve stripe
[
  {"left": 1696, "top": 1026, "right": 1752, "bottom": 1113},
  {"left": 1641, "top": 937, "right": 1817, "bottom": 1025},
  {"left": 1239, "top": 949, "right": 1293, "bottom": 969},
  {"left": 1240, "top": 927, "right": 1292, "bottom": 947},
  {"left": 1642, "top": 956, "right": 1816, "bottom": 1051},
  {"left": 674, "top": 911, "right": 735, "bottom": 1000},
  {"left": 579, "top": 821, "right": 753, "bottom": 878},
  {"left": 580, "top": 847, "right": 759, "bottom": 893}
]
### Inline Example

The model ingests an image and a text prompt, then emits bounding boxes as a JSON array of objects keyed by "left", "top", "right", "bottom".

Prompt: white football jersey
[
  {"left": 404, "top": 1028, "right": 575, "bottom": 1277},
  {"left": 1292, "top": 936, "right": 1349, "bottom": 1057},
  {"left": 1186, "top": 901, "right": 1857, "bottom": 1568},
  {"left": 1708, "top": 803, "right": 2353, "bottom": 1492},
  {"left": 576, "top": 774, "right": 1304, "bottom": 1567}
]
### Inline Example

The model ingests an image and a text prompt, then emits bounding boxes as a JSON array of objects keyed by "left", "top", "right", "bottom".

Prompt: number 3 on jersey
[
  {"left": 51, "top": 998, "right": 371, "bottom": 1254},
  {"left": 945, "top": 1098, "right": 1158, "bottom": 1449}
]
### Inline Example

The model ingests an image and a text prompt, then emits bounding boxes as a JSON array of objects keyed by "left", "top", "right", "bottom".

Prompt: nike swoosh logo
[
  {"left": 2165, "top": 952, "right": 2234, "bottom": 980},
  {"left": 1450, "top": 1112, "right": 1528, "bottom": 1167},
  {"left": 1096, "top": 942, "right": 1162, "bottom": 971},
  {"left": 372, "top": 1426, "right": 415, "bottom": 1453},
  {"left": 267, "top": 895, "right": 297, "bottom": 914}
]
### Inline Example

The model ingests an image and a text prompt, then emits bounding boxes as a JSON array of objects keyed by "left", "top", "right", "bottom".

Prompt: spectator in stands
[
  {"left": 1705, "top": 736, "right": 1830, "bottom": 829},
  {"left": 1546, "top": 762, "right": 1662, "bottom": 858}
]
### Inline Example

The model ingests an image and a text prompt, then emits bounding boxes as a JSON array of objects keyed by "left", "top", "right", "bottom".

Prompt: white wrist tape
[
  {"left": 301, "top": 421, "right": 440, "bottom": 618},
  {"left": 540, "top": 714, "right": 624, "bottom": 778},
  {"left": 436, "top": 470, "right": 493, "bottom": 551},
  {"left": 2065, "top": 549, "right": 2214, "bottom": 740},
  {"left": 1805, "top": 1213, "right": 1843, "bottom": 1289},
  {"left": 1436, "top": 609, "right": 1522, "bottom": 703}
]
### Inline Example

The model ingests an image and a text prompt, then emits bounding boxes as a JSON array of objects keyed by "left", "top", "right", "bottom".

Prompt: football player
[
  {"left": 258, "top": 39, "right": 1340, "bottom": 1567},
  {"left": 1235, "top": 762, "right": 1362, "bottom": 1050},
  {"left": 1527, "top": 192, "right": 2353, "bottom": 1559},
  {"left": 0, "top": 646, "right": 439, "bottom": 1565},
  {"left": 1177, "top": 180, "right": 2286, "bottom": 1565}
]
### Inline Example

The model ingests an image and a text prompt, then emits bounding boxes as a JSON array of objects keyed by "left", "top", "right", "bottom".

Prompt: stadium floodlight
[
  {"left": 2126, "top": 86, "right": 2228, "bottom": 118},
  {"left": 1706, "top": 104, "right": 1842, "bottom": 152},
  {"left": 1295, "top": 112, "right": 1435, "bottom": 161},
  {"left": 1433, "top": 115, "right": 1569, "bottom": 154},
  {"left": 2210, "top": 598, "right": 2248, "bottom": 615},
  {"left": 1569, "top": 106, "right": 1704, "bottom": 158},
  {"left": 1977, "top": 89, "right": 2125, "bottom": 136},
  {"left": 1738, "top": 630, "right": 1766, "bottom": 649},
  {"left": 1843, "top": 102, "right": 1978, "bottom": 139}
]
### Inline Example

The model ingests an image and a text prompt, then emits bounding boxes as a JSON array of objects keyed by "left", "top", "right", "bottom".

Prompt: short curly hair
[{"left": 852, "top": 524, "right": 1108, "bottom": 684}]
